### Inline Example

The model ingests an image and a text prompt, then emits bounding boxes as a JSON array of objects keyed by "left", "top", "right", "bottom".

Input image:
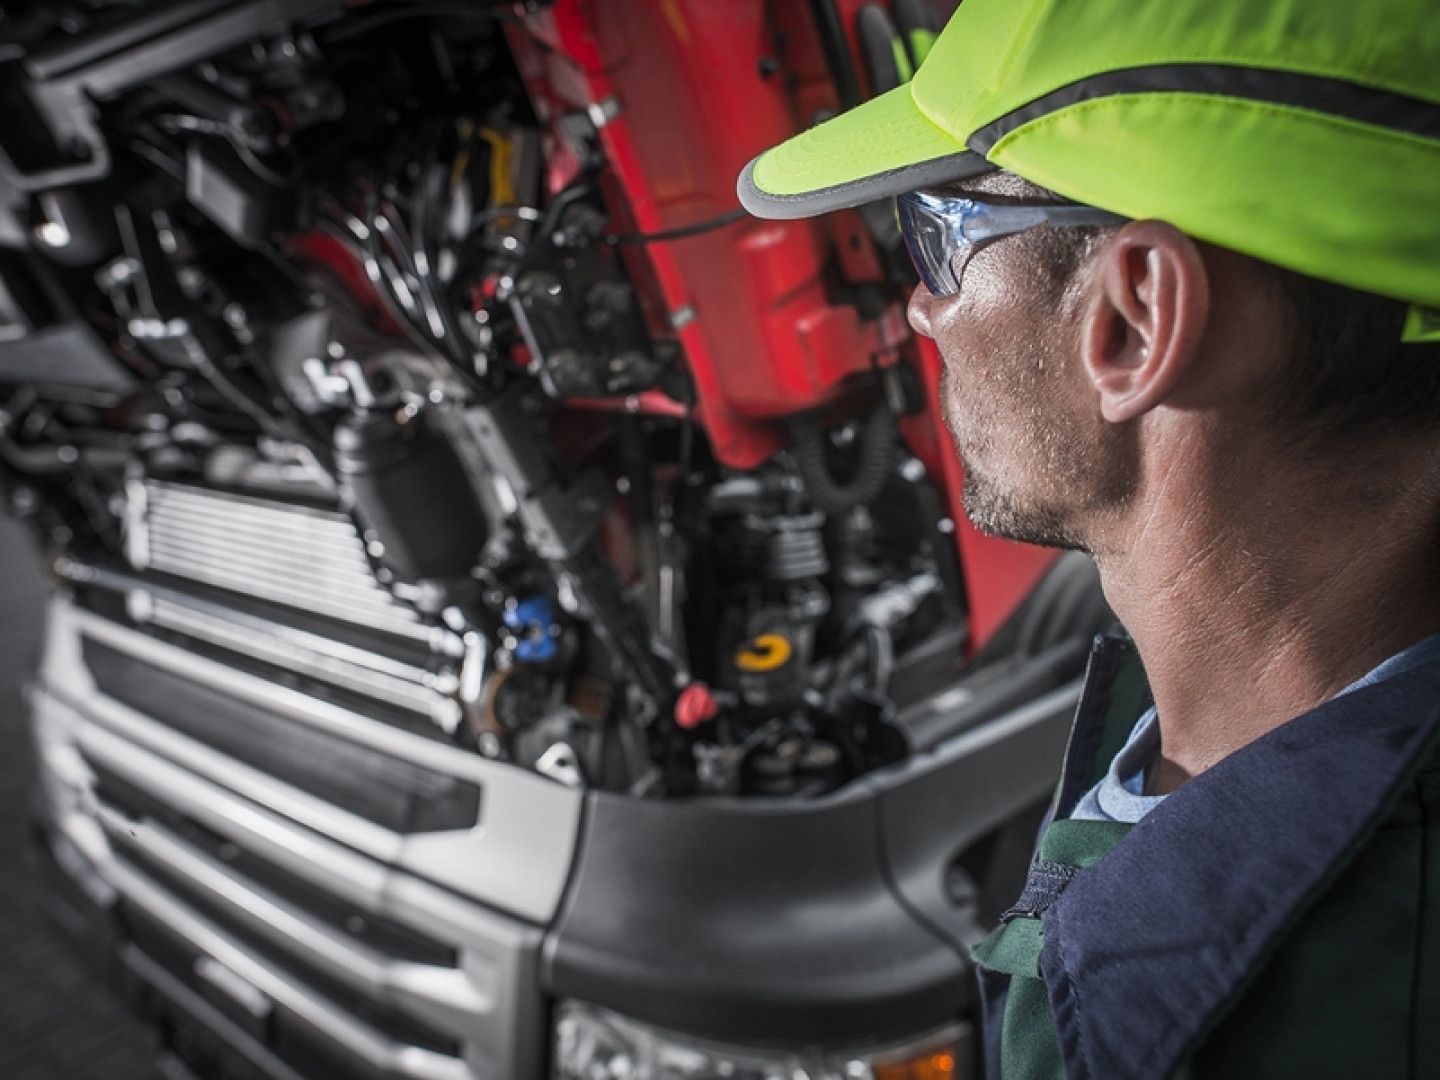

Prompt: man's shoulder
[
  {"left": 1036, "top": 650, "right": 1440, "bottom": 1079},
  {"left": 1194, "top": 746, "right": 1440, "bottom": 1077}
]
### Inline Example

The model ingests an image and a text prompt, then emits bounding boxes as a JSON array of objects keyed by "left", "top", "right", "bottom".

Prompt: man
[{"left": 739, "top": 1, "right": 1440, "bottom": 1077}]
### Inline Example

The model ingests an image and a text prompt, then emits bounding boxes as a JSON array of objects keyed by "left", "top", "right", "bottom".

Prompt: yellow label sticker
[{"left": 734, "top": 633, "right": 794, "bottom": 673}]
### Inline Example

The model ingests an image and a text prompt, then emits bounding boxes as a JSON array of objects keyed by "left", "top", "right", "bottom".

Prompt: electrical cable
[
  {"left": 321, "top": 211, "right": 445, "bottom": 360},
  {"left": 607, "top": 208, "right": 748, "bottom": 245},
  {"left": 128, "top": 138, "right": 184, "bottom": 181},
  {"left": 153, "top": 113, "right": 298, "bottom": 185},
  {"left": 409, "top": 146, "right": 473, "bottom": 361},
  {"left": 807, "top": 0, "right": 863, "bottom": 110},
  {"left": 506, "top": 176, "right": 596, "bottom": 280},
  {"left": 323, "top": 0, "right": 518, "bottom": 42}
]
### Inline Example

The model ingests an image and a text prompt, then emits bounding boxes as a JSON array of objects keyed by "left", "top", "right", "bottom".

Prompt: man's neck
[{"left": 1092, "top": 440, "right": 1440, "bottom": 795}]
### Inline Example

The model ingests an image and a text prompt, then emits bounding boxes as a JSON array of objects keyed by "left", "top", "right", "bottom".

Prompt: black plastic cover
[
  {"left": 185, "top": 138, "right": 291, "bottom": 247},
  {"left": 545, "top": 785, "right": 975, "bottom": 1045},
  {"left": 0, "top": 251, "right": 136, "bottom": 391},
  {"left": 333, "top": 408, "right": 490, "bottom": 583},
  {"left": 880, "top": 645, "right": 1084, "bottom": 947},
  {"left": 0, "top": 322, "right": 137, "bottom": 392},
  {"left": 543, "top": 643, "right": 1086, "bottom": 1046},
  {"left": 544, "top": 642, "right": 1082, "bottom": 1048}
]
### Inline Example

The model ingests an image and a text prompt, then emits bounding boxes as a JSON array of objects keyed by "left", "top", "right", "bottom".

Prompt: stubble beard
[
  {"left": 960, "top": 466, "right": 1093, "bottom": 551},
  {"left": 941, "top": 351, "right": 1136, "bottom": 554}
]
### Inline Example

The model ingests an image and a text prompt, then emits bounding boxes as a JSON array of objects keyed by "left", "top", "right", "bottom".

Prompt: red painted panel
[
  {"left": 511, "top": 1, "right": 901, "bottom": 467},
  {"left": 512, "top": 0, "right": 1058, "bottom": 652}
]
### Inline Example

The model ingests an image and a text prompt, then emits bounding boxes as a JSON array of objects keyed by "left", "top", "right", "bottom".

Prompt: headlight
[{"left": 552, "top": 1000, "right": 970, "bottom": 1080}]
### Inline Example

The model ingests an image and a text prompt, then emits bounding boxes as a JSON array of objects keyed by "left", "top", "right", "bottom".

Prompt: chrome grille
[
  {"left": 129, "top": 479, "right": 429, "bottom": 643},
  {"left": 31, "top": 586, "right": 582, "bottom": 1079}
]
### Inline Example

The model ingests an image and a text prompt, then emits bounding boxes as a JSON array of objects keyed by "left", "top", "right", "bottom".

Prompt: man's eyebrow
[
  {"left": 929, "top": 171, "right": 1072, "bottom": 203},
  {"left": 923, "top": 181, "right": 1076, "bottom": 207}
]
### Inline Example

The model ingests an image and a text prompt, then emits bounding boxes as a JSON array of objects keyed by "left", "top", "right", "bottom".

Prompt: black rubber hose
[
  {"left": 790, "top": 406, "right": 896, "bottom": 515},
  {"left": 808, "top": 0, "right": 863, "bottom": 110},
  {"left": 0, "top": 441, "right": 130, "bottom": 474}
]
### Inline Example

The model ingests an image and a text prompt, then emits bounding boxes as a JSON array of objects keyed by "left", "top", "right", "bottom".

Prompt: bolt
[
  {"left": 586, "top": 96, "right": 622, "bottom": 129},
  {"left": 34, "top": 220, "right": 70, "bottom": 248}
]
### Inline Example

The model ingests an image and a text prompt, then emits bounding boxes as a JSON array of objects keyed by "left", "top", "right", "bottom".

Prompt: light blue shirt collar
[{"left": 1070, "top": 631, "right": 1440, "bottom": 824}]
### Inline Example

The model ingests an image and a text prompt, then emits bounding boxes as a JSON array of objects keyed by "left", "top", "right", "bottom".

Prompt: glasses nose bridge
[{"left": 898, "top": 192, "right": 991, "bottom": 299}]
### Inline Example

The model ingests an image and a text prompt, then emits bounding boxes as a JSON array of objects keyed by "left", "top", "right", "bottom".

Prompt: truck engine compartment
[{"left": 0, "top": 1, "right": 1112, "bottom": 1077}]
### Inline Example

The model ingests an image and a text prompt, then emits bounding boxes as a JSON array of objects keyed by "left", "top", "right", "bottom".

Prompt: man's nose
[{"left": 906, "top": 283, "right": 936, "bottom": 339}]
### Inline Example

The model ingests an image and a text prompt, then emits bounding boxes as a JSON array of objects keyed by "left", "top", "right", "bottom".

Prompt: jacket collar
[{"left": 1039, "top": 648, "right": 1440, "bottom": 1079}]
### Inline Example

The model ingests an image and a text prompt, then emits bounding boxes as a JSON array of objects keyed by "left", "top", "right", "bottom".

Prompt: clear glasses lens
[
  {"left": 897, "top": 195, "right": 960, "bottom": 297},
  {"left": 897, "top": 193, "right": 1125, "bottom": 299}
]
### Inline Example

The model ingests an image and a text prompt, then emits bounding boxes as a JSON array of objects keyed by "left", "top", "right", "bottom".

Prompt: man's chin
[{"left": 961, "top": 477, "right": 1089, "bottom": 552}]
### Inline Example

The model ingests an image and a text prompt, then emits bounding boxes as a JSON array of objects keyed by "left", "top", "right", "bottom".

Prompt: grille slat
[
  {"left": 145, "top": 597, "right": 457, "bottom": 721},
  {"left": 76, "top": 695, "right": 404, "bottom": 858},
  {"left": 95, "top": 806, "right": 485, "bottom": 1043},
  {"left": 60, "top": 701, "right": 511, "bottom": 954},
  {"left": 71, "top": 608, "right": 482, "bottom": 781},
  {"left": 143, "top": 509, "right": 372, "bottom": 556},
  {"left": 51, "top": 603, "right": 584, "bottom": 923},
  {"left": 89, "top": 758, "right": 459, "bottom": 968},
  {"left": 133, "top": 479, "right": 424, "bottom": 635},
  {"left": 82, "top": 636, "right": 481, "bottom": 834},
  {"left": 102, "top": 853, "right": 472, "bottom": 1080},
  {"left": 54, "top": 711, "right": 544, "bottom": 1080}
]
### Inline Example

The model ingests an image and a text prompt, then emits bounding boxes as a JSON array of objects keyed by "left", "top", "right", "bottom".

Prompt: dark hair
[{"left": 1261, "top": 267, "right": 1440, "bottom": 447}]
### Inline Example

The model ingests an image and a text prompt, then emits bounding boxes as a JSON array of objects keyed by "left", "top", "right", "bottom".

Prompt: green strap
[
  {"left": 1038, "top": 817, "right": 1134, "bottom": 866},
  {"left": 972, "top": 916, "right": 1045, "bottom": 978},
  {"left": 1086, "top": 650, "right": 1152, "bottom": 793},
  {"left": 972, "top": 819, "right": 1136, "bottom": 1080},
  {"left": 972, "top": 819, "right": 1135, "bottom": 973}
]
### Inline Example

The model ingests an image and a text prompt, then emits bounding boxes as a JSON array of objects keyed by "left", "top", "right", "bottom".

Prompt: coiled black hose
[
  {"left": 807, "top": 0, "right": 863, "bottom": 110},
  {"left": 790, "top": 406, "right": 896, "bottom": 515}
]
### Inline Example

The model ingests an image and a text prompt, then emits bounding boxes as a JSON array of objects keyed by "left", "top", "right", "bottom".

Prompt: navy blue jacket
[{"left": 973, "top": 635, "right": 1440, "bottom": 1079}]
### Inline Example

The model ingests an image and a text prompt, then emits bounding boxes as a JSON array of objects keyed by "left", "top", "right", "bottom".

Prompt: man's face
[{"left": 905, "top": 174, "right": 1137, "bottom": 551}]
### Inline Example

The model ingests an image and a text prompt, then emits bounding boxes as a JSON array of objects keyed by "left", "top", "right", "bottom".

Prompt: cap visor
[{"left": 738, "top": 82, "right": 989, "bottom": 219}]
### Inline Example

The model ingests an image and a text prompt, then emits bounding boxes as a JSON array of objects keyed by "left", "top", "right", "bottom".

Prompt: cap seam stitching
[{"left": 990, "top": 90, "right": 1440, "bottom": 159}]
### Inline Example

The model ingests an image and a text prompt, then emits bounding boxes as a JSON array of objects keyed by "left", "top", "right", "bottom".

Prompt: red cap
[{"left": 674, "top": 682, "right": 719, "bottom": 730}]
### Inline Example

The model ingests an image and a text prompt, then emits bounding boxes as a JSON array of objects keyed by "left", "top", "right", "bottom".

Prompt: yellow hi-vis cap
[{"left": 738, "top": 0, "right": 1440, "bottom": 309}]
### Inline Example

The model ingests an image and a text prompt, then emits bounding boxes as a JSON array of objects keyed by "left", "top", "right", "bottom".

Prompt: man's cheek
[{"left": 937, "top": 366, "right": 959, "bottom": 439}]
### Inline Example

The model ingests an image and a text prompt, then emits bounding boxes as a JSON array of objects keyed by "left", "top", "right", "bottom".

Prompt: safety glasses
[{"left": 896, "top": 190, "right": 1127, "bottom": 297}]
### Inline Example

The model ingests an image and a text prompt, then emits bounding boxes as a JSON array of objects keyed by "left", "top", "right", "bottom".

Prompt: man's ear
[{"left": 1081, "top": 221, "right": 1210, "bottom": 424}]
